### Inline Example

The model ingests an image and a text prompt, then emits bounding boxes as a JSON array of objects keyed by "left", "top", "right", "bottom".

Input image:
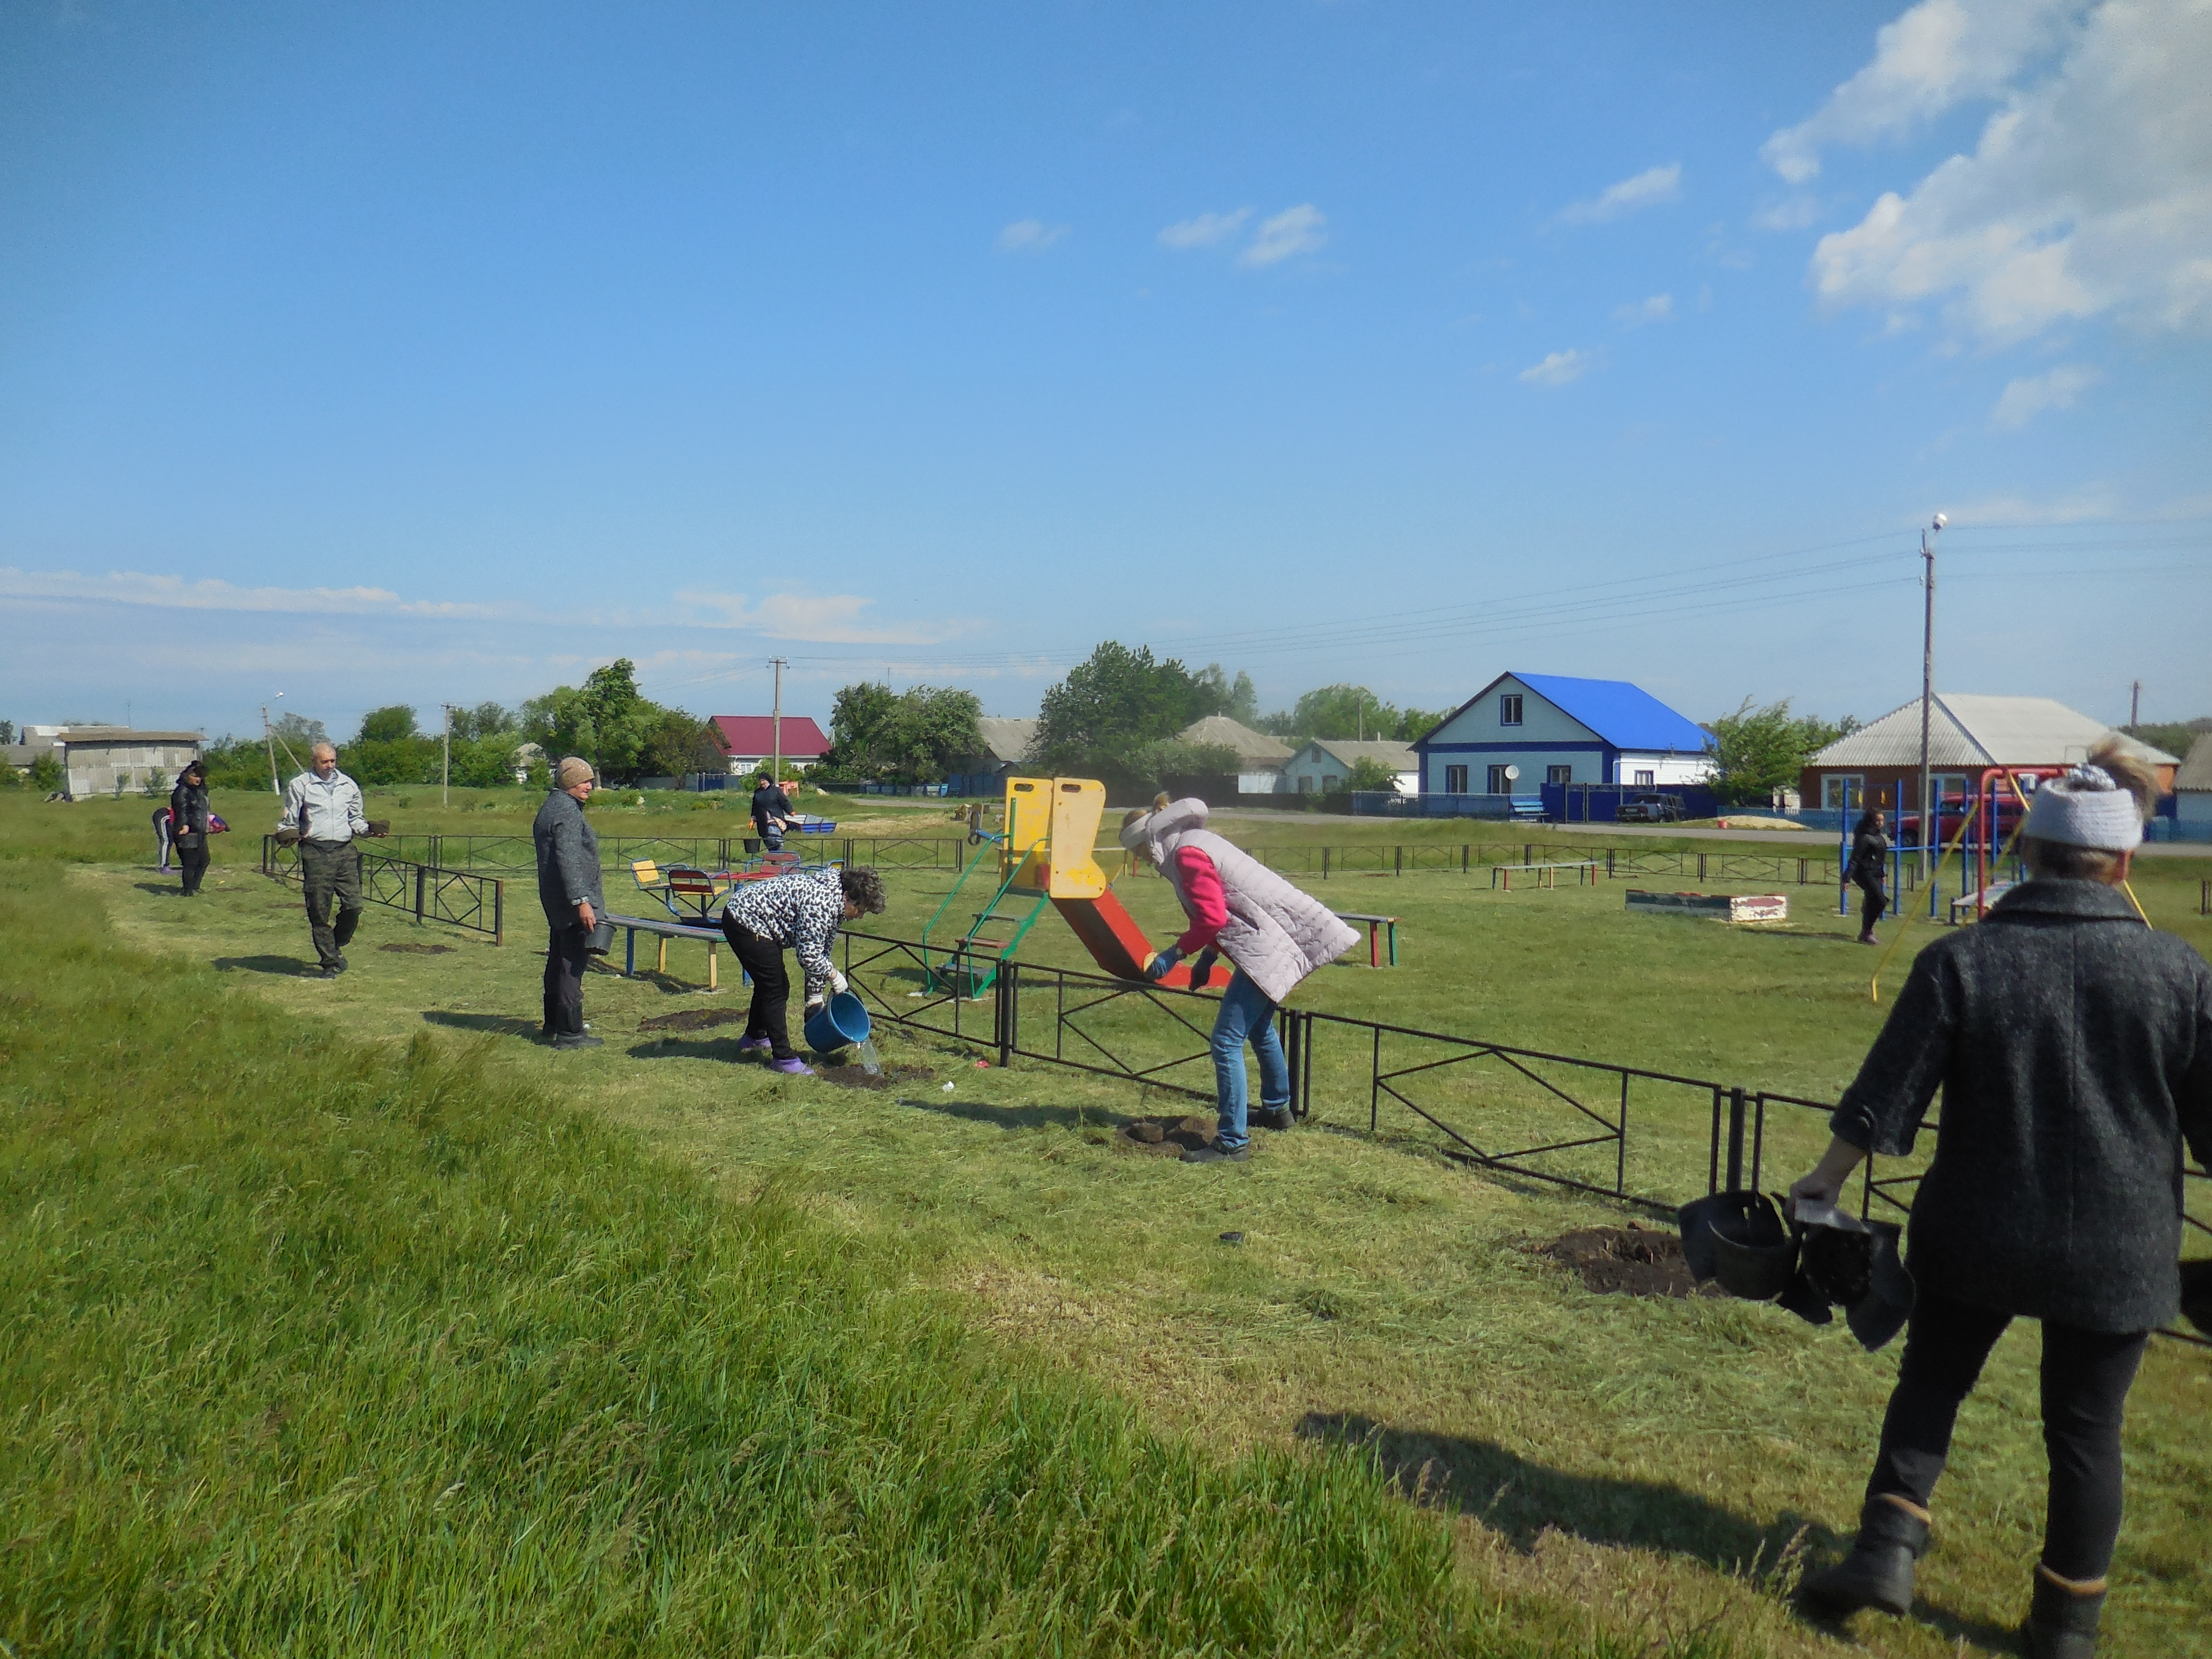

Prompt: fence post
[
  {"left": 1524, "top": 842, "right": 1532, "bottom": 867},
  {"left": 1606, "top": 848, "right": 1615, "bottom": 878},
  {"left": 1698, "top": 853, "right": 1708, "bottom": 882},
  {"left": 493, "top": 879, "right": 503, "bottom": 947},
  {"left": 1461, "top": 843, "right": 1469, "bottom": 873},
  {"left": 994, "top": 963, "right": 1013, "bottom": 1068},
  {"left": 1395, "top": 845, "right": 1403, "bottom": 878},
  {"left": 415, "top": 864, "right": 427, "bottom": 924},
  {"left": 1322, "top": 847, "right": 1330, "bottom": 880},
  {"left": 1282, "top": 1008, "right": 1301, "bottom": 1119},
  {"left": 1725, "top": 1086, "right": 1747, "bottom": 1191}
]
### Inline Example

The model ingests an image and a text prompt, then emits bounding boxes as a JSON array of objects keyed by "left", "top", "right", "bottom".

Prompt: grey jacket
[
  {"left": 1832, "top": 879, "right": 2212, "bottom": 1333},
  {"left": 532, "top": 789, "right": 606, "bottom": 929},
  {"left": 1150, "top": 804, "right": 1359, "bottom": 1005}
]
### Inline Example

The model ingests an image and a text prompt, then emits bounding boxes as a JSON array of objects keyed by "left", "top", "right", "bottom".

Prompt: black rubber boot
[
  {"left": 1799, "top": 1497, "right": 1929, "bottom": 1619},
  {"left": 1251, "top": 1106, "right": 1294, "bottom": 1132},
  {"left": 2022, "top": 1570, "right": 2105, "bottom": 1659}
]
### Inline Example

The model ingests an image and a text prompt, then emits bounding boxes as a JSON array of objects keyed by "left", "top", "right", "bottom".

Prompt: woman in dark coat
[
  {"left": 1848, "top": 797, "right": 1891, "bottom": 944},
  {"left": 1792, "top": 744, "right": 2212, "bottom": 1657},
  {"left": 169, "top": 759, "right": 215, "bottom": 896}
]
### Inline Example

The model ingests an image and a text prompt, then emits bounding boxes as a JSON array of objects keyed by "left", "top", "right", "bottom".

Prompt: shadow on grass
[
  {"left": 132, "top": 880, "right": 185, "bottom": 896},
  {"left": 1297, "top": 1411, "right": 1839, "bottom": 1575},
  {"left": 213, "top": 955, "right": 315, "bottom": 976},
  {"left": 899, "top": 1094, "right": 1136, "bottom": 1132},
  {"left": 628, "top": 1035, "right": 751, "bottom": 1063},
  {"left": 422, "top": 1011, "right": 541, "bottom": 1038}
]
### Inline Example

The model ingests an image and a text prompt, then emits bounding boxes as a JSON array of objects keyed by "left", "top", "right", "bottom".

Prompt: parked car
[{"left": 1616, "top": 792, "right": 1685, "bottom": 823}]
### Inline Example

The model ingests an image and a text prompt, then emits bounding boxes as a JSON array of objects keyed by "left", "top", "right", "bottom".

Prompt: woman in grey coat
[
  {"left": 1121, "top": 796, "right": 1358, "bottom": 1164},
  {"left": 1792, "top": 744, "right": 2212, "bottom": 1657}
]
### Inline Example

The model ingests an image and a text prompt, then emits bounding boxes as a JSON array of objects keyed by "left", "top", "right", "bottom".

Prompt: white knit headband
[{"left": 2020, "top": 762, "right": 2145, "bottom": 853}]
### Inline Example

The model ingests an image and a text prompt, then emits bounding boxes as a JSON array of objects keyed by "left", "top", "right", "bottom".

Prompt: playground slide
[{"left": 1004, "top": 776, "right": 1202, "bottom": 990}]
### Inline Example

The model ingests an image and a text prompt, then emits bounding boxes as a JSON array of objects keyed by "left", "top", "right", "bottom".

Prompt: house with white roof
[
  {"left": 2165, "top": 733, "right": 2211, "bottom": 828},
  {"left": 1177, "top": 715, "right": 1295, "bottom": 794},
  {"left": 1413, "top": 673, "right": 1711, "bottom": 798},
  {"left": 1800, "top": 694, "right": 2178, "bottom": 815},
  {"left": 1279, "top": 738, "right": 1419, "bottom": 796}
]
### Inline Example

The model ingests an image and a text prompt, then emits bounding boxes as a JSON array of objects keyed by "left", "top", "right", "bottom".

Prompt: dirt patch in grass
[
  {"left": 1539, "top": 1224, "right": 1719, "bottom": 1298},
  {"left": 818, "top": 1063, "right": 934, "bottom": 1091},
  {"left": 1115, "top": 1115, "right": 1218, "bottom": 1157},
  {"left": 639, "top": 1007, "right": 749, "bottom": 1033},
  {"left": 379, "top": 941, "right": 455, "bottom": 955}
]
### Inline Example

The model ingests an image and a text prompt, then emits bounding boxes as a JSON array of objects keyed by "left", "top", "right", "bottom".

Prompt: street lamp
[{"left": 1917, "top": 513, "right": 1946, "bottom": 870}]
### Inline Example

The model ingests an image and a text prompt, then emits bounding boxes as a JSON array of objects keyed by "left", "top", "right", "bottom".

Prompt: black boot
[
  {"left": 1799, "top": 1496, "right": 1929, "bottom": 1619},
  {"left": 2022, "top": 1569, "right": 2105, "bottom": 1659}
]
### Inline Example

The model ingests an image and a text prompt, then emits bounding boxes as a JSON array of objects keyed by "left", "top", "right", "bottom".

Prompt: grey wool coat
[
  {"left": 532, "top": 789, "right": 606, "bottom": 930},
  {"left": 1831, "top": 879, "right": 2212, "bottom": 1333}
]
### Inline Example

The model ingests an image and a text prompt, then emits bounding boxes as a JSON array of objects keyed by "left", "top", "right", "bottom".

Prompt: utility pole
[
  {"left": 442, "top": 703, "right": 460, "bottom": 807},
  {"left": 1917, "top": 514, "right": 1945, "bottom": 866},
  {"left": 2130, "top": 681, "right": 2141, "bottom": 730},
  {"left": 262, "top": 696, "right": 284, "bottom": 795},
  {"left": 769, "top": 657, "right": 788, "bottom": 785}
]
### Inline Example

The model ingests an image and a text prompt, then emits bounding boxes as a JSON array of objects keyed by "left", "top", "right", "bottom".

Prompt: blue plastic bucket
[{"left": 803, "top": 991, "right": 871, "bottom": 1054}]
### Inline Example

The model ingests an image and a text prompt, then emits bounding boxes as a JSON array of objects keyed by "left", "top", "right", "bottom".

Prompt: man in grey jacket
[
  {"left": 532, "top": 757, "right": 607, "bottom": 1051},
  {"left": 1793, "top": 747, "right": 2212, "bottom": 1657},
  {"left": 278, "top": 742, "right": 373, "bottom": 978}
]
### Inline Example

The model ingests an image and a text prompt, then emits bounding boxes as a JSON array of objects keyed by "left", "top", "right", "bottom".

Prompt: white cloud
[
  {"left": 1989, "top": 362, "right": 2101, "bottom": 427},
  {"left": 1612, "top": 293, "right": 1674, "bottom": 327},
  {"left": 1518, "top": 348, "right": 1594, "bottom": 386},
  {"left": 1556, "top": 164, "right": 1682, "bottom": 225},
  {"left": 1761, "top": 0, "right": 2077, "bottom": 183},
  {"left": 1753, "top": 195, "right": 1826, "bottom": 231},
  {"left": 1781, "top": 0, "right": 2212, "bottom": 342},
  {"left": 995, "top": 218, "right": 1069, "bottom": 254},
  {"left": 1158, "top": 208, "right": 1251, "bottom": 249},
  {"left": 0, "top": 567, "right": 505, "bottom": 618},
  {"left": 1940, "top": 486, "right": 2123, "bottom": 523},
  {"left": 1238, "top": 204, "right": 1328, "bottom": 267},
  {"left": 673, "top": 590, "right": 954, "bottom": 645}
]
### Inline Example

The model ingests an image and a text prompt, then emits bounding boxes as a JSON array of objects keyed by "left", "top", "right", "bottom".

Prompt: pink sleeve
[{"left": 1170, "top": 846, "right": 1228, "bottom": 953}]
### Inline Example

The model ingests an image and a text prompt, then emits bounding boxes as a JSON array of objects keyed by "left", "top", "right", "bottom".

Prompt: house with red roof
[{"left": 708, "top": 714, "right": 832, "bottom": 775}]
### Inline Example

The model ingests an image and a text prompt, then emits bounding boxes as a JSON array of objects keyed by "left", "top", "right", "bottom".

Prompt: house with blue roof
[{"left": 1413, "top": 673, "right": 1713, "bottom": 799}]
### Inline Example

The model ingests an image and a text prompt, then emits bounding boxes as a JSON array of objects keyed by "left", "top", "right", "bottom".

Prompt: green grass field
[{"left": 5, "top": 787, "right": 2209, "bottom": 1656}]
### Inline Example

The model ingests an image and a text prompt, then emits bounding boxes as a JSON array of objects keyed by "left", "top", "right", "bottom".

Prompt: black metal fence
[
  {"left": 260, "top": 836, "right": 505, "bottom": 945},
  {"left": 1126, "top": 842, "right": 1847, "bottom": 887},
  {"left": 838, "top": 929, "right": 2208, "bottom": 1346},
  {"left": 359, "top": 833, "right": 967, "bottom": 874}
]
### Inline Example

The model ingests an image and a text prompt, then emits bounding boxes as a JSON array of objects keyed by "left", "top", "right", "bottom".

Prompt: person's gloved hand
[
  {"left": 805, "top": 992, "right": 826, "bottom": 1014},
  {"left": 1144, "top": 946, "right": 1183, "bottom": 982},
  {"left": 828, "top": 968, "right": 849, "bottom": 997},
  {"left": 1187, "top": 948, "right": 1218, "bottom": 989}
]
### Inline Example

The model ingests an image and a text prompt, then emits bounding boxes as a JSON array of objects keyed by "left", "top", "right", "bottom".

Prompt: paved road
[{"left": 1209, "top": 807, "right": 2212, "bottom": 857}]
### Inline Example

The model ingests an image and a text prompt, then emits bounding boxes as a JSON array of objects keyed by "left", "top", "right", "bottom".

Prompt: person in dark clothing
[
  {"left": 1793, "top": 743, "right": 2212, "bottom": 1658},
  {"left": 169, "top": 760, "right": 215, "bottom": 896},
  {"left": 750, "top": 772, "right": 795, "bottom": 852},
  {"left": 152, "top": 805, "right": 175, "bottom": 872},
  {"left": 1848, "top": 799, "right": 1891, "bottom": 944},
  {"left": 532, "top": 757, "right": 607, "bottom": 1050},
  {"left": 718, "top": 865, "right": 886, "bottom": 1073}
]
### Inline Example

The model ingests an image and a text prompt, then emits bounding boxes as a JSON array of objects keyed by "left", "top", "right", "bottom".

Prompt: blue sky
[{"left": 3, "top": 0, "right": 2207, "bottom": 743}]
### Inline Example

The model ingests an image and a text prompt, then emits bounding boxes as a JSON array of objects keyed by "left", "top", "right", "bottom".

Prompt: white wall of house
[{"left": 1616, "top": 751, "right": 1713, "bottom": 787}]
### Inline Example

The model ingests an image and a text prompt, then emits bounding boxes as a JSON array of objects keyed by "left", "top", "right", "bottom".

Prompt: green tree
[
  {"left": 1705, "top": 698, "right": 1856, "bottom": 806},
  {"left": 1286, "top": 685, "right": 1400, "bottom": 742},
  {"left": 1125, "top": 739, "right": 1240, "bottom": 793},
  {"left": 639, "top": 710, "right": 727, "bottom": 781},
  {"left": 451, "top": 702, "right": 514, "bottom": 742},
  {"left": 1343, "top": 756, "right": 1404, "bottom": 793},
  {"left": 357, "top": 706, "right": 420, "bottom": 743},
  {"left": 1394, "top": 706, "right": 1451, "bottom": 743},
  {"left": 30, "top": 752, "right": 64, "bottom": 793},
  {"left": 1032, "top": 643, "right": 1208, "bottom": 779},
  {"left": 823, "top": 682, "right": 981, "bottom": 784},
  {"left": 0, "top": 720, "right": 14, "bottom": 745}
]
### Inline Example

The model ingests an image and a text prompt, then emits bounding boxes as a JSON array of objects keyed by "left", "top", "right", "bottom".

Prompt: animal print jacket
[{"left": 721, "top": 868, "right": 847, "bottom": 997}]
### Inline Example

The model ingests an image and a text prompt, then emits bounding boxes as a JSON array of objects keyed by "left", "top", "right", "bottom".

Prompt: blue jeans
[{"left": 1211, "top": 969, "right": 1287, "bottom": 1150}]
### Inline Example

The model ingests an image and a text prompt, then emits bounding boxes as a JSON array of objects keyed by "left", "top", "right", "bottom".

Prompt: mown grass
[
  {"left": 0, "top": 854, "right": 1713, "bottom": 1659},
  {"left": 66, "top": 838, "right": 2212, "bottom": 1657}
]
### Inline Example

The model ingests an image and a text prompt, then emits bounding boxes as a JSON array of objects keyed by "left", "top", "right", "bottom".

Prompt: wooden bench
[
  {"left": 607, "top": 913, "right": 729, "bottom": 991},
  {"left": 1333, "top": 911, "right": 1400, "bottom": 968},
  {"left": 1489, "top": 860, "right": 1603, "bottom": 891}
]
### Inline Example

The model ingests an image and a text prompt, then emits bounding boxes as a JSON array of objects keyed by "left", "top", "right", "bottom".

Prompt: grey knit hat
[{"left": 2020, "top": 762, "right": 2145, "bottom": 852}]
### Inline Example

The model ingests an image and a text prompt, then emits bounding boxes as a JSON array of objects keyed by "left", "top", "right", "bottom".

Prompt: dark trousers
[
  {"left": 543, "top": 923, "right": 589, "bottom": 1037},
  {"left": 721, "top": 917, "right": 795, "bottom": 1059},
  {"left": 1855, "top": 872, "right": 1887, "bottom": 933},
  {"left": 1866, "top": 1290, "right": 2149, "bottom": 1581},
  {"left": 178, "top": 843, "right": 210, "bottom": 896},
  {"left": 300, "top": 840, "right": 364, "bottom": 969}
]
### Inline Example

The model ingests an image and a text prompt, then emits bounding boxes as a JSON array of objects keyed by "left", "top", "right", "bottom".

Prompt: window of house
[
  {"left": 1443, "top": 764, "right": 1468, "bottom": 793},
  {"left": 1547, "top": 764, "right": 1573, "bottom": 786},
  {"left": 1823, "top": 775, "right": 1863, "bottom": 811},
  {"left": 1296, "top": 774, "right": 1312, "bottom": 794},
  {"left": 1499, "top": 694, "right": 1523, "bottom": 726},
  {"left": 1633, "top": 769, "right": 1655, "bottom": 787},
  {"left": 1322, "top": 774, "right": 1340, "bottom": 793},
  {"left": 1931, "top": 773, "right": 1969, "bottom": 807},
  {"left": 1487, "top": 764, "right": 1512, "bottom": 794}
]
